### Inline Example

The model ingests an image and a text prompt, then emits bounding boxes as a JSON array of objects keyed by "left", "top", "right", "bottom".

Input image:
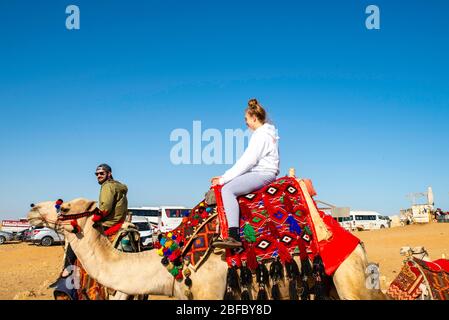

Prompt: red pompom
[
  {"left": 175, "top": 271, "right": 184, "bottom": 281},
  {"left": 70, "top": 220, "right": 80, "bottom": 233},
  {"left": 169, "top": 249, "right": 181, "bottom": 262}
]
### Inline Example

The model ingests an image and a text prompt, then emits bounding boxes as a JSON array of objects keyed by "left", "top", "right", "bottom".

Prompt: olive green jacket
[{"left": 99, "top": 179, "right": 128, "bottom": 228}]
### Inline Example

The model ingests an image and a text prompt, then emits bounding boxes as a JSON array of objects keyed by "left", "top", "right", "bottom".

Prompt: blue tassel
[{"left": 287, "top": 215, "right": 302, "bottom": 235}]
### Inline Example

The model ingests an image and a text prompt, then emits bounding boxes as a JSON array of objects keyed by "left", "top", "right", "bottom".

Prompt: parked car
[
  {"left": 128, "top": 207, "right": 161, "bottom": 230},
  {"left": 0, "top": 231, "right": 14, "bottom": 245},
  {"left": 17, "top": 227, "right": 35, "bottom": 242},
  {"left": 437, "top": 214, "right": 449, "bottom": 223},
  {"left": 131, "top": 216, "right": 155, "bottom": 250},
  {"left": 30, "top": 227, "right": 65, "bottom": 246}
]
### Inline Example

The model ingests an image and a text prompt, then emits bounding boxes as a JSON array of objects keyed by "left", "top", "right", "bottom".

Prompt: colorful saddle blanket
[
  {"left": 156, "top": 176, "right": 360, "bottom": 277},
  {"left": 387, "top": 257, "right": 449, "bottom": 300}
]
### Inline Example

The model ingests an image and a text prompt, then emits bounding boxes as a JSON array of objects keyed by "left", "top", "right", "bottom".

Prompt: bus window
[{"left": 129, "top": 209, "right": 160, "bottom": 217}]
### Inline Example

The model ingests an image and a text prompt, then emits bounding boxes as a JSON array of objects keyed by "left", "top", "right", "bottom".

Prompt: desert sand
[{"left": 0, "top": 222, "right": 448, "bottom": 300}]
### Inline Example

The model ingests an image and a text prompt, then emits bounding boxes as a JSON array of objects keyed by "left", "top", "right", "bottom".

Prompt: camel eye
[{"left": 61, "top": 207, "right": 70, "bottom": 213}]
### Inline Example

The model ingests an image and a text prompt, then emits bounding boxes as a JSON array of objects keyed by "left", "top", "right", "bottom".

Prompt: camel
[
  {"left": 399, "top": 246, "right": 431, "bottom": 262},
  {"left": 27, "top": 198, "right": 389, "bottom": 300}
]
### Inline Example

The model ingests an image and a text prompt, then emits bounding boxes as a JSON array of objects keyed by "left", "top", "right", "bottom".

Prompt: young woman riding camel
[{"left": 211, "top": 98, "right": 280, "bottom": 248}]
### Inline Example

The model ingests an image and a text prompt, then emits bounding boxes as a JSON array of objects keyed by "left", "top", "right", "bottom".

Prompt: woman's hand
[{"left": 211, "top": 176, "right": 222, "bottom": 186}]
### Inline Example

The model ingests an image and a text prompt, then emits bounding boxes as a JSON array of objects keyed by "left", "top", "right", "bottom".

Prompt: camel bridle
[{"left": 31, "top": 204, "right": 99, "bottom": 233}]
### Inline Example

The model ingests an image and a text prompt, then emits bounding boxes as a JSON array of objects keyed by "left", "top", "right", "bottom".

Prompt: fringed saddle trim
[{"left": 181, "top": 212, "right": 218, "bottom": 257}]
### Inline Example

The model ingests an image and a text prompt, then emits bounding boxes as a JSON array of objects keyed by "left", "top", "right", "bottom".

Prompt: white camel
[{"left": 27, "top": 198, "right": 388, "bottom": 300}]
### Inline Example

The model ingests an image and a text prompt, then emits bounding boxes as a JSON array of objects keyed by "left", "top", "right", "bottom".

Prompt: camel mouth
[
  {"left": 27, "top": 215, "right": 44, "bottom": 227},
  {"left": 27, "top": 210, "right": 45, "bottom": 227}
]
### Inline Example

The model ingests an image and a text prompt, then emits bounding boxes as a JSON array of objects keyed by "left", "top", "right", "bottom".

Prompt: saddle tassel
[
  {"left": 240, "top": 263, "right": 253, "bottom": 300},
  {"left": 286, "top": 259, "right": 301, "bottom": 300},
  {"left": 246, "top": 245, "right": 258, "bottom": 271},
  {"left": 269, "top": 257, "right": 284, "bottom": 300},
  {"left": 224, "top": 266, "right": 240, "bottom": 300},
  {"left": 256, "top": 263, "right": 270, "bottom": 300},
  {"left": 312, "top": 255, "right": 327, "bottom": 300},
  {"left": 276, "top": 241, "right": 293, "bottom": 264}
]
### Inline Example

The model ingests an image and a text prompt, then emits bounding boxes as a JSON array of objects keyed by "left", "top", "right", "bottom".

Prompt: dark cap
[{"left": 96, "top": 163, "right": 112, "bottom": 172}]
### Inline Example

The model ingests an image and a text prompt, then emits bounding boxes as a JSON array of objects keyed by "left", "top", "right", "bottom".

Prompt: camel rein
[{"left": 33, "top": 206, "right": 99, "bottom": 231}]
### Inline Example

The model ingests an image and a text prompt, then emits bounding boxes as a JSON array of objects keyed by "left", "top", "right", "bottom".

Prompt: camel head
[
  {"left": 400, "top": 246, "right": 430, "bottom": 261},
  {"left": 27, "top": 198, "right": 97, "bottom": 234}
]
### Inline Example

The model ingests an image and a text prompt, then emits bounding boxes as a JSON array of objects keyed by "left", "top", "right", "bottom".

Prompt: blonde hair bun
[{"left": 246, "top": 98, "right": 267, "bottom": 123}]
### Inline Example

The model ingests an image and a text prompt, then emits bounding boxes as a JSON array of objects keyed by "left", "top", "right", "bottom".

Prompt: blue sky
[{"left": 0, "top": 0, "right": 448, "bottom": 219}]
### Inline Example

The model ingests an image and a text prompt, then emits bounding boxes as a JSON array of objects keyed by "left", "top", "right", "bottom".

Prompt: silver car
[
  {"left": 30, "top": 227, "right": 65, "bottom": 246},
  {"left": 0, "top": 231, "right": 14, "bottom": 245}
]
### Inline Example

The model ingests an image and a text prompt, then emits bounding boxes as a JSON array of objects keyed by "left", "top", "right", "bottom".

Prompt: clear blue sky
[{"left": 0, "top": 0, "right": 448, "bottom": 219}]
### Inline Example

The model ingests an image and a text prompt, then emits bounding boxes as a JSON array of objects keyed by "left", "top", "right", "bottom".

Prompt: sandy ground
[{"left": 1, "top": 223, "right": 448, "bottom": 300}]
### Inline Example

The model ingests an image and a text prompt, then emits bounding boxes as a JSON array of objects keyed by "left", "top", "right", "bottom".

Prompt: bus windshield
[{"left": 133, "top": 222, "right": 151, "bottom": 231}]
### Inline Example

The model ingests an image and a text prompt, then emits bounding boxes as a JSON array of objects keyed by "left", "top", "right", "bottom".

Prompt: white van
[
  {"left": 129, "top": 206, "right": 191, "bottom": 233},
  {"left": 337, "top": 211, "right": 390, "bottom": 231}
]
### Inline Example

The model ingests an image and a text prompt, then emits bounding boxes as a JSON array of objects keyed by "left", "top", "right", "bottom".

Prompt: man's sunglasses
[{"left": 95, "top": 172, "right": 107, "bottom": 176}]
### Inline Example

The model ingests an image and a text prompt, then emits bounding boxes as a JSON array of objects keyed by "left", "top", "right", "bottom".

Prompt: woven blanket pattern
[
  {"left": 387, "top": 260, "right": 423, "bottom": 300},
  {"left": 387, "top": 258, "right": 449, "bottom": 300},
  {"left": 414, "top": 258, "right": 449, "bottom": 300},
  {"left": 216, "top": 177, "right": 318, "bottom": 265}
]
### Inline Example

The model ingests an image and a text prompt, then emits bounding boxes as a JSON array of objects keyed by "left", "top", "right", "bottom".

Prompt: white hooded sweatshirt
[{"left": 219, "top": 123, "right": 280, "bottom": 185}]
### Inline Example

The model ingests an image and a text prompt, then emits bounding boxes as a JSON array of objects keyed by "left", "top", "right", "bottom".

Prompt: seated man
[{"left": 52, "top": 163, "right": 129, "bottom": 300}]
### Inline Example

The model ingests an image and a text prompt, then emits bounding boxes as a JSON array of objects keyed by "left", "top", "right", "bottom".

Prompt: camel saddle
[
  {"left": 156, "top": 176, "right": 360, "bottom": 277},
  {"left": 387, "top": 257, "right": 449, "bottom": 300}
]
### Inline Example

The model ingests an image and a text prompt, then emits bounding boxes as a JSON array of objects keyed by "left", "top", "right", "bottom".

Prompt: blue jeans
[{"left": 221, "top": 172, "right": 277, "bottom": 228}]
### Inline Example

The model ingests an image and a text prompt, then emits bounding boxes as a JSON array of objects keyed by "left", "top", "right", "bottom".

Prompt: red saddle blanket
[
  {"left": 158, "top": 176, "right": 360, "bottom": 276},
  {"left": 387, "top": 257, "right": 449, "bottom": 300}
]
